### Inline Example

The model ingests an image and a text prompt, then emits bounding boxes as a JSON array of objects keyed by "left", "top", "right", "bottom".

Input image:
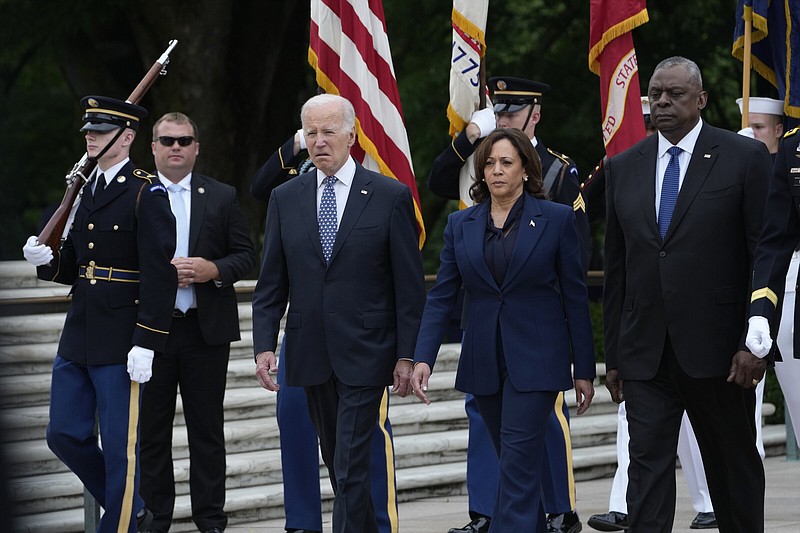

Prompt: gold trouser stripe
[
  {"left": 118, "top": 381, "right": 140, "bottom": 533},
  {"left": 553, "top": 391, "right": 577, "bottom": 509},
  {"left": 378, "top": 387, "right": 399, "bottom": 532},
  {"left": 751, "top": 287, "right": 778, "bottom": 307}
]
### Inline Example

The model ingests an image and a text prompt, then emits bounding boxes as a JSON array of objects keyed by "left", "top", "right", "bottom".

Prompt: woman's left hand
[{"left": 574, "top": 378, "right": 595, "bottom": 415}]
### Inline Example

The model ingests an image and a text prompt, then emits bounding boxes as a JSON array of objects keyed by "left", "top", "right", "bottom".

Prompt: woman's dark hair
[{"left": 470, "top": 128, "right": 544, "bottom": 203}]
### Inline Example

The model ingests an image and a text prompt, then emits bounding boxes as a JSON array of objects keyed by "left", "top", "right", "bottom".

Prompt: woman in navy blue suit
[{"left": 412, "top": 128, "right": 596, "bottom": 532}]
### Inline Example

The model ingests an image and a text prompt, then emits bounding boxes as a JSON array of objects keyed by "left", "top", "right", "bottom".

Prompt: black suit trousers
[
  {"left": 624, "top": 337, "right": 764, "bottom": 533},
  {"left": 305, "top": 377, "right": 385, "bottom": 533},
  {"left": 139, "top": 312, "right": 230, "bottom": 532}
]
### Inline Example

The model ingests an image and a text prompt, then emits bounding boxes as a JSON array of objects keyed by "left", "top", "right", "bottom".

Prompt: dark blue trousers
[
  {"left": 465, "top": 390, "right": 576, "bottom": 517},
  {"left": 47, "top": 356, "right": 146, "bottom": 533},
  {"left": 276, "top": 340, "right": 398, "bottom": 532}
]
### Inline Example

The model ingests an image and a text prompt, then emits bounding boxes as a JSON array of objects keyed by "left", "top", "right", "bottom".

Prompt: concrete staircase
[{"left": 0, "top": 260, "right": 787, "bottom": 532}]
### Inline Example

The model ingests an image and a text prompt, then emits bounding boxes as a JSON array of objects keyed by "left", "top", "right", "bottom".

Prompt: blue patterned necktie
[
  {"left": 319, "top": 176, "right": 338, "bottom": 264},
  {"left": 657, "top": 146, "right": 682, "bottom": 239},
  {"left": 168, "top": 183, "right": 193, "bottom": 312}
]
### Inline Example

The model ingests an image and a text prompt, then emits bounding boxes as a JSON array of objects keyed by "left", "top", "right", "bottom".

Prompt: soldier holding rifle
[{"left": 21, "top": 95, "right": 177, "bottom": 532}]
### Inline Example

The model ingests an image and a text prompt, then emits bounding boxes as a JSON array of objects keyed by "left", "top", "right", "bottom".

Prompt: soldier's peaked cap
[
  {"left": 489, "top": 76, "right": 550, "bottom": 113},
  {"left": 80, "top": 95, "right": 148, "bottom": 133}
]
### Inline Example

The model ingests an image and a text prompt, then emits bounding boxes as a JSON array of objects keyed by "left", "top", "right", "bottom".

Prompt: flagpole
[
  {"left": 479, "top": 58, "right": 487, "bottom": 110},
  {"left": 741, "top": 15, "right": 752, "bottom": 129}
]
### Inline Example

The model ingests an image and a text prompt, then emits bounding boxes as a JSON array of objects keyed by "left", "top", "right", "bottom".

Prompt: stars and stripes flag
[
  {"left": 309, "top": 0, "right": 426, "bottom": 246},
  {"left": 732, "top": 0, "right": 800, "bottom": 122},
  {"left": 449, "top": 0, "right": 489, "bottom": 209},
  {"left": 589, "top": 0, "right": 649, "bottom": 157}
]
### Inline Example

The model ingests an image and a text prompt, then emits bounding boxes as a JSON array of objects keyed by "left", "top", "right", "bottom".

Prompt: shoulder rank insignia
[
  {"left": 785, "top": 127, "right": 799, "bottom": 138},
  {"left": 546, "top": 147, "right": 573, "bottom": 167},
  {"left": 133, "top": 168, "right": 157, "bottom": 183}
]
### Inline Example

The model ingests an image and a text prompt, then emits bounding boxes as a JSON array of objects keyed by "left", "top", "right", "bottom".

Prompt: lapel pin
[
  {"left": 529, "top": 220, "right": 536, "bottom": 227},
  {"left": 198, "top": 187, "right": 205, "bottom": 194},
  {"left": 117, "top": 176, "right": 126, "bottom": 183},
  {"left": 703, "top": 154, "right": 711, "bottom": 158},
  {"left": 361, "top": 189, "right": 368, "bottom": 195}
]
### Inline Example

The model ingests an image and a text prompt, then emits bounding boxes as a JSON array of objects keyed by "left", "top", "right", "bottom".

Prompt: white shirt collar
[
  {"left": 159, "top": 171, "right": 193, "bottom": 191},
  {"left": 97, "top": 158, "right": 130, "bottom": 186},
  {"left": 657, "top": 118, "right": 703, "bottom": 157},
  {"left": 316, "top": 156, "right": 356, "bottom": 188}
]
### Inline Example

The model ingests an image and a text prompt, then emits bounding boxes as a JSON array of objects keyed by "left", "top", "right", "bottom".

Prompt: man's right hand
[
  {"left": 745, "top": 316, "right": 772, "bottom": 357},
  {"left": 22, "top": 236, "right": 53, "bottom": 266},
  {"left": 605, "top": 368, "right": 624, "bottom": 403},
  {"left": 255, "top": 351, "right": 279, "bottom": 392}
]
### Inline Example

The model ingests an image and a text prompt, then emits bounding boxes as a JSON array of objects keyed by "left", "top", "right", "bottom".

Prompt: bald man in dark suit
[{"left": 603, "top": 57, "right": 771, "bottom": 533}]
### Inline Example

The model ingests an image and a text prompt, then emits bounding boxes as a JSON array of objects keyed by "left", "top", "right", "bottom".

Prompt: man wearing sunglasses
[{"left": 138, "top": 112, "right": 256, "bottom": 533}]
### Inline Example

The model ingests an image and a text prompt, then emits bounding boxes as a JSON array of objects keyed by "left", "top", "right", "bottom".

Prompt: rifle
[{"left": 37, "top": 39, "right": 179, "bottom": 251}]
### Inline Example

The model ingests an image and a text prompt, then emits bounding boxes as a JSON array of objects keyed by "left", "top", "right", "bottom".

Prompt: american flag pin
[
  {"left": 361, "top": 189, "right": 368, "bottom": 194},
  {"left": 530, "top": 220, "right": 536, "bottom": 227},
  {"left": 704, "top": 154, "right": 711, "bottom": 158}
]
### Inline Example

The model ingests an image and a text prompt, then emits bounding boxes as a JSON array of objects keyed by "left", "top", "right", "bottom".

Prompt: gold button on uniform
[
  {"left": 90, "top": 280, "right": 97, "bottom": 285},
  {"left": 113, "top": 225, "right": 119, "bottom": 230},
  {"left": 89, "top": 260, "right": 96, "bottom": 266},
  {"left": 88, "top": 243, "right": 94, "bottom": 249},
  {"left": 88, "top": 223, "right": 94, "bottom": 230}
]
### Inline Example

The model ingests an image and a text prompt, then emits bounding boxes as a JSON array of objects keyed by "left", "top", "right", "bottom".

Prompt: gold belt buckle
[{"left": 85, "top": 264, "right": 95, "bottom": 279}]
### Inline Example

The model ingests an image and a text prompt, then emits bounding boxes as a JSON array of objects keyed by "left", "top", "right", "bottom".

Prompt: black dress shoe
[
  {"left": 203, "top": 529, "right": 224, "bottom": 533},
  {"left": 547, "top": 511, "right": 582, "bottom": 533},
  {"left": 447, "top": 516, "right": 491, "bottom": 533},
  {"left": 587, "top": 511, "right": 629, "bottom": 531},
  {"left": 285, "top": 529, "right": 322, "bottom": 533},
  {"left": 690, "top": 512, "right": 717, "bottom": 529},
  {"left": 136, "top": 508, "right": 153, "bottom": 532}
]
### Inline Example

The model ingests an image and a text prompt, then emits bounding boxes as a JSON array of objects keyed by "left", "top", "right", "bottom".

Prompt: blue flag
[{"left": 733, "top": 0, "right": 800, "bottom": 123}]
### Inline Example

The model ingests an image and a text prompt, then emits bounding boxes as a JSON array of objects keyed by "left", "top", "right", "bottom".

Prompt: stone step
[{"left": 11, "top": 424, "right": 789, "bottom": 533}]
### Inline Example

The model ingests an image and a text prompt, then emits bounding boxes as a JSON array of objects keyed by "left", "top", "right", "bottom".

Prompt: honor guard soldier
[
  {"left": 22, "top": 96, "right": 177, "bottom": 533},
  {"left": 428, "top": 76, "right": 588, "bottom": 533}
]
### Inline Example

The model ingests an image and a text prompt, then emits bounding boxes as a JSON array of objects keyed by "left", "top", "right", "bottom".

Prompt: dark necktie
[
  {"left": 657, "top": 146, "right": 682, "bottom": 239},
  {"left": 93, "top": 173, "right": 106, "bottom": 200},
  {"left": 318, "top": 176, "right": 338, "bottom": 264}
]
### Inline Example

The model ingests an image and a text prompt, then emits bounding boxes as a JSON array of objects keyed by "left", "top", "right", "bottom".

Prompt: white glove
[
  {"left": 22, "top": 236, "right": 53, "bottom": 267},
  {"left": 737, "top": 127, "right": 755, "bottom": 139},
  {"left": 470, "top": 108, "right": 496, "bottom": 138},
  {"left": 745, "top": 316, "right": 772, "bottom": 358},
  {"left": 296, "top": 128, "right": 307, "bottom": 150},
  {"left": 127, "top": 345, "right": 155, "bottom": 383}
]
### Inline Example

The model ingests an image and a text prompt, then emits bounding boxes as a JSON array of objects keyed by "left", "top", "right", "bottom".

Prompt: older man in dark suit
[
  {"left": 252, "top": 94, "right": 425, "bottom": 533},
  {"left": 603, "top": 56, "right": 771, "bottom": 533},
  {"left": 138, "top": 112, "right": 256, "bottom": 533}
]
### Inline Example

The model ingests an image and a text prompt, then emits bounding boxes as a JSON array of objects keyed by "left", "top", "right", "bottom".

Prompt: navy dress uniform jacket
[
  {"left": 38, "top": 161, "right": 178, "bottom": 364},
  {"left": 750, "top": 128, "right": 800, "bottom": 356}
]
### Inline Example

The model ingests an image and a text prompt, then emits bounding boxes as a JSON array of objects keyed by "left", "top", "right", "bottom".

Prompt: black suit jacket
[
  {"left": 252, "top": 161, "right": 426, "bottom": 387},
  {"left": 185, "top": 173, "right": 256, "bottom": 345},
  {"left": 603, "top": 122, "right": 772, "bottom": 380}
]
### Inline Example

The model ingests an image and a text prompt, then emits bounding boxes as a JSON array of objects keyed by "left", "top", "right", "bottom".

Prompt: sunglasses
[{"left": 156, "top": 136, "right": 195, "bottom": 147}]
